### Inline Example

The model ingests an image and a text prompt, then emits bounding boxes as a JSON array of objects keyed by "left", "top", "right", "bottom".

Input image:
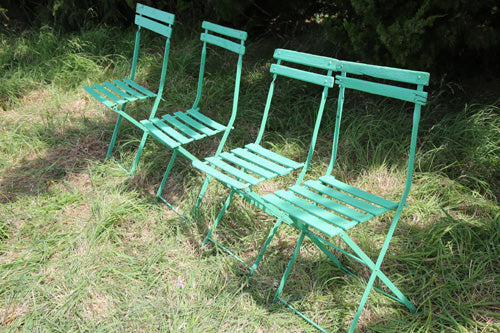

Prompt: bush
[
  {"left": 2, "top": 0, "right": 499, "bottom": 78},
  {"left": 0, "top": 0, "right": 319, "bottom": 34},
  {"left": 0, "top": 0, "right": 133, "bottom": 31},
  {"left": 322, "top": 0, "right": 500, "bottom": 76}
]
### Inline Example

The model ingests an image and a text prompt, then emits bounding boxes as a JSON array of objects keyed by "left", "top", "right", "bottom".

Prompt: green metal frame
[
  {"left": 259, "top": 61, "right": 430, "bottom": 332},
  {"left": 191, "top": 49, "right": 338, "bottom": 273},
  {"left": 139, "top": 21, "right": 247, "bottom": 218},
  {"left": 83, "top": 3, "right": 175, "bottom": 175}
]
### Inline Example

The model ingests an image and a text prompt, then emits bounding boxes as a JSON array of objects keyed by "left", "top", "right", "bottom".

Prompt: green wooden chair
[
  {"left": 83, "top": 3, "right": 175, "bottom": 175},
  {"left": 142, "top": 21, "right": 247, "bottom": 217},
  {"left": 192, "top": 49, "right": 338, "bottom": 271},
  {"left": 260, "top": 61, "right": 430, "bottom": 332}
]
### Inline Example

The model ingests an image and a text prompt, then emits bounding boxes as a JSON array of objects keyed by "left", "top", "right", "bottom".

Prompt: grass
[{"left": 1, "top": 24, "right": 499, "bottom": 332}]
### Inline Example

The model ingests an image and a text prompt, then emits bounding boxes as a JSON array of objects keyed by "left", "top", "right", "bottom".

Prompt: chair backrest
[
  {"left": 255, "top": 49, "right": 339, "bottom": 182},
  {"left": 130, "top": 4, "right": 175, "bottom": 117},
  {"left": 191, "top": 21, "right": 248, "bottom": 155},
  {"left": 134, "top": 3, "right": 175, "bottom": 37},
  {"left": 328, "top": 61, "right": 430, "bottom": 204}
]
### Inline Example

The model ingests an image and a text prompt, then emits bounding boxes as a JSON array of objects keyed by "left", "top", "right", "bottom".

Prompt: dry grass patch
[
  {"left": 353, "top": 165, "right": 405, "bottom": 200},
  {"left": 83, "top": 291, "right": 115, "bottom": 322},
  {"left": 0, "top": 301, "right": 29, "bottom": 326}
]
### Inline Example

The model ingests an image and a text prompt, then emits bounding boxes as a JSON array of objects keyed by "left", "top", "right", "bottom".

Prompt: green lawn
[{"left": 0, "top": 26, "right": 499, "bottom": 332}]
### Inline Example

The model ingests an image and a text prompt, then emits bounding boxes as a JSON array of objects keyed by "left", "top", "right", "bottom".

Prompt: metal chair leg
[
  {"left": 248, "top": 217, "right": 283, "bottom": 276},
  {"left": 129, "top": 132, "right": 149, "bottom": 176},
  {"left": 202, "top": 190, "right": 235, "bottom": 248},
  {"left": 273, "top": 228, "right": 306, "bottom": 303},
  {"left": 192, "top": 175, "right": 211, "bottom": 217},
  {"left": 107, "top": 114, "right": 124, "bottom": 159},
  {"left": 155, "top": 149, "right": 188, "bottom": 220}
]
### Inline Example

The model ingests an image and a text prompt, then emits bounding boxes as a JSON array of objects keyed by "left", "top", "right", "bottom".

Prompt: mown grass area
[{"left": 1, "top": 25, "right": 499, "bottom": 332}]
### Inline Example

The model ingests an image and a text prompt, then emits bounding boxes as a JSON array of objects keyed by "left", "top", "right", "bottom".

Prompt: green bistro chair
[
  {"left": 261, "top": 61, "right": 430, "bottom": 332},
  {"left": 192, "top": 49, "right": 338, "bottom": 272},
  {"left": 142, "top": 21, "right": 247, "bottom": 217},
  {"left": 83, "top": 3, "right": 175, "bottom": 175}
]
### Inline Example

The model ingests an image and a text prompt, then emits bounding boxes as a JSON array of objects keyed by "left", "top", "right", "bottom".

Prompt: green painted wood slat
[
  {"left": 320, "top": 175, "right": 398, "bottom": 209},
  {"left": 274, "top": 48, "right": 338, "bottom": 71},
  {"left": 231, "top": 148, "right": 291, "bottom": 176},
  {"left": 135, "top": 15, "right": 173, "bottom": 38},
  {"left": 338, "top": 61, "right": 430, "bottom": 85},
  {"left": 174, "top": 112, "right": 218, "bottom": 136},
  {"left": 187, "top": 109, "right": 226, "bottom": 131},
  {"left": 112, "top": 80, "right": 148, "bottom": 99},
  {"left": 336, "top": 76, "right": 427, "bottom": 105},
  {"left": 150, "top": 118, "right": 192, "bottom": 144},
  {"left": 245, "top": 143, "right": 303, "bottom": 169},
  {"left": 305, "top": 180, "right": 388, "bottom": 216},
  {"left": 103, "top": 81, "right": 137, "bottom": 101},
  {"left": 200, "top": 33, "right": 245, "bottom": 55},
  {"left": 206, "top": 157, "right": 262, "bottom": 185},
  {"left": 122, "top": 78, "right": 156, "bottom": 97},
  {"left": 140, "top": 120, "right": 180, "bottom": 148},
  {"left": 219, "top": 152, "right": 277, "bottom": 179},
  {"left": 270, "top": 64, "right": 334, "bottom": 87},
  {"left": 136, "top": 3, "right": 175, "bottom": 24},
  {"left": 274, "top": 190, "right": 354, "bottom": 229},
  {"left": 262, "top": 194, "right": 341, "bottom": 237},
  {"left": 83, "top": 86, "right": 115, "bottom": 107},
  {"left": 193, "top": 160, "right": 247, "bottom": 189},
  {"left": 202, "top": 21, "right": 247, "bottom": 40},
  {"left": 93, "top": 84, "right": 127, "bottom": 104},
  {"left": 289, "top": 185, "right": 369, "bottom": 225},
  {"left": 162, "top": 114, "right": 206, "bottom": 140}
]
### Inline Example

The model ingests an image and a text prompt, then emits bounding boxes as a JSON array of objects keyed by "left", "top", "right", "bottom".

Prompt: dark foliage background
[
  {"left": 322, "top": 0, "right": 500, "bottom": 75},
  {"left": 1, "top": 0, "right": 499, "bottom": 77}
]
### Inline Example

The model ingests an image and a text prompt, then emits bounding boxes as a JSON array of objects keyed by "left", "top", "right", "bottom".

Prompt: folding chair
[
  {"left": 140, "top": 22, "right": 247, "bottom": 217},
  {"left": 192, "top": 49, "right": 338, "bottom": 271},
  {"left": 83, "top": 3, "right": 175, "bottom": 175},
  {"left": 260, "top": 61, "right": 430, "bottom": 332}
]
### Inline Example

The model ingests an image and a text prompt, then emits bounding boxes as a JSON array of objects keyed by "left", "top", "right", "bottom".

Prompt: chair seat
[
  {"left": 193, "top": 143, "right": 304, "bottom": 190},
  {"left": 140, "top": 109, "right": 227, "bottom": 149},
  {"left": 262, "top": 175, "right": 399, "bottom": 237},
  {"left": 83, "top": 78, "right": 157, "bottom": 108}
]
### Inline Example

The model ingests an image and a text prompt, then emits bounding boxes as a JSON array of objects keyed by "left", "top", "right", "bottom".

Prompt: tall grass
[
  {"left": 0, "top": 26, "right": 135, "bottom": 108},
  {"left": 0, "top": 25, "right": 498, "bottom": 332}
]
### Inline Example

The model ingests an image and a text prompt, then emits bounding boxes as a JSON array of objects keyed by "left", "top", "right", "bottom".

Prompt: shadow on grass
[
  {"left": 0, "top": 120, "right": 108, "bottom": 204},
  {"left": 196, "top": 208, "right": 499, "bottom": 331}
]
